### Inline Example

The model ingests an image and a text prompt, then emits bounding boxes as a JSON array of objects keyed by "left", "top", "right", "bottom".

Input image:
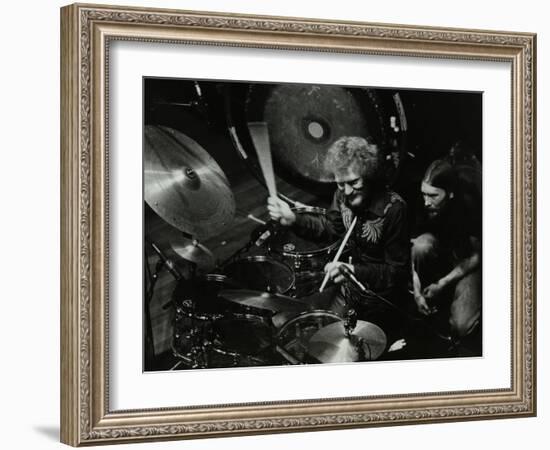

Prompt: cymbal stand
[
  {"left": 217, "top": 239, "right": 254, "bottom": 270},
  {"left": 344, "top": 309, "right": 370, "bottom": 361},
  {"left": 144, "top": 252, "right": 165, "bottom": 368}
]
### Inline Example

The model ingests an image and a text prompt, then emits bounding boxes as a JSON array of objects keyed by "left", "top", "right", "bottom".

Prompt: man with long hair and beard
[{"left": 411, "top": 143, "right": 482, "bottom": 354}]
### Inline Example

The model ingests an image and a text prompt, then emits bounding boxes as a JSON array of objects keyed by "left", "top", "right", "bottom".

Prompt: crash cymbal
[
  {"left": 307, "top": 320, "right": 387, "bottom": 363},
  {"left": 172, "top": 238, "right": 215, "bottom": 269},
  {"left": 218, "top": 289, "right": 311, "bottom": 315},
  {"left": 144, "top": 125, "right": 236, "bottom": 239}
]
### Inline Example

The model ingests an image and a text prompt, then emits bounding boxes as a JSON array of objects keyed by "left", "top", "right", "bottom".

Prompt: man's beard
[
  {"left": 426, "top": 208, "right": 440, "bottom": 219},
  {"left": 344, "top": 191, "right": 368, "bottom": 212},
  {"left": 425, "top": 205, "right": 450, "bottom": 225}
]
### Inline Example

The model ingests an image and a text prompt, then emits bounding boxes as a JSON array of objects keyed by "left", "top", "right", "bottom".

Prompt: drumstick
[
  {"left": 248, "top": 122, "right": 277, "bottom": 198},
  {"left": 247, "top": 214, "right": 267, "bottom": 226},
  {"left": 319, "top": 216, "right": 358, "bottom": 292}
]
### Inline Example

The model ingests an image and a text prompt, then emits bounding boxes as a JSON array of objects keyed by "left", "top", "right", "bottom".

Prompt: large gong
[{"left": 226, "top": 82, "right": 407, "bottom": 201}]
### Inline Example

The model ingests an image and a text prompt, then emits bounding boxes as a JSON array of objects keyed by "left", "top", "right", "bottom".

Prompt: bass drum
[{"left": 225, "top": 83, "right": 408, "bottom": 202}]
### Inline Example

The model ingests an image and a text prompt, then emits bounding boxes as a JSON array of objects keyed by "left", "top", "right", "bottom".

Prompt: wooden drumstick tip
[{"left": 247, "top": 214, "right": 267, "bottom": 226}]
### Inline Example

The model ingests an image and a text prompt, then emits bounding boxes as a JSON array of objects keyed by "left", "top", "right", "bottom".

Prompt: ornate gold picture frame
[{"left": 60, "top": 3, "right": 536, "bottom": 446}]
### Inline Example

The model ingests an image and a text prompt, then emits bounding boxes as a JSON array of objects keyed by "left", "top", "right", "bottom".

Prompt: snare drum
[
  {"left": 275, "top": 310, "right": 342, "bottom": 364},
  {"left": 223, "top": 256, "right": 295, "bottom": 294}
]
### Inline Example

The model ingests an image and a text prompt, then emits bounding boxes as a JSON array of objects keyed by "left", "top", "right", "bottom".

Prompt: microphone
[{"left": 340, "top": 265, "right": 368, "bottom": 293}]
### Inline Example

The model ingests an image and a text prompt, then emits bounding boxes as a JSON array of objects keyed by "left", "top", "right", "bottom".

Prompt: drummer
[{"left": 267, "top": 136, "right": 410, "bottom": 327}]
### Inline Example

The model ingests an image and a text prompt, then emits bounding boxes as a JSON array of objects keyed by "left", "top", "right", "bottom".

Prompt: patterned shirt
[{"left": 293, "top": 189, "right": 410, "bottom": 296}]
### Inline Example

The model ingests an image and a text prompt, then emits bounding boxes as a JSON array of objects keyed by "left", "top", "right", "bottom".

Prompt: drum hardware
[
  {"left": 216, "top": 239, "right": 254, "bottom": 271},
  {"left": 171, "top": 330, "right": 214, "bottom": 370},
  {"left": 208, "top": 346, "right": 254, "bottom": 367},
  {"left": 147, "top": 239, "right": 183, "bottom": 281},
  {"left": 170, "top": 274, "right": 234, "bottom": 370},
  {"left": 144, "top": 125, "right": 236, "bottom": 239},
  {"left": 205, "top": 346, "right": 275, "bottom": 368},
  {"left": 172, "top": 298, "right": 229, "bottom": 369},
  {"left": 215, "top": 220, "right": 277, "bottom": 270},
  {"left": 175, "top": 306, "right": 223, "bottom": 322},
  {"left": 274, "top": 345, "right": 302, "bottom": 365},
  {"left": 149, "top": 81, "right": 207, "bottom": 113},
  {"left": 251, "top": 220, "right": 280, "bottom": 248}
]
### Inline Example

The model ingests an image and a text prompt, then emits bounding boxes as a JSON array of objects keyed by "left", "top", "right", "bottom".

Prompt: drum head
[{"left": 223, "top": 256, "right": 294, "bottom": 294}]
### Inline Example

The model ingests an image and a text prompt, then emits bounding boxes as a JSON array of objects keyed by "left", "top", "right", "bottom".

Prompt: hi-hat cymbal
[
  {"left": 218, "top": 289, "right": 311, "bottom": 315},
  {"left": 144, "top": 125, "right": 236, "bottom": 239},
  {"left": 307, "top": 320, "right": 387, "bottom": 363},
  {"left": 172, "top": 238, "right": 214, "bottom": 269}
]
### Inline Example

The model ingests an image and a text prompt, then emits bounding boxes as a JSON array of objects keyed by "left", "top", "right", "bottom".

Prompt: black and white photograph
[{"left": 143, "top": 78, "right": 482, "bottom": 371}]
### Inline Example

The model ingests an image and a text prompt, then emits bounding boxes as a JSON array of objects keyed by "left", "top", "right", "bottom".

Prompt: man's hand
[
  {"left": 267, "top": 196, "right": 296, "bottom": 226},
  {"left": 422, "top": 281, "right": 445, "bottom": 300},
  {"left": 324, "top": 261, "right": 354, "bottom": 284},
  {"left": 414, "top": 293, "right": 436, "bottom": 316}
]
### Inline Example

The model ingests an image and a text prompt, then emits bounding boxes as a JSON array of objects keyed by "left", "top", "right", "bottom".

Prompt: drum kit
[{"left": 144, "top": 83, "right": 409, "bottom": 369}]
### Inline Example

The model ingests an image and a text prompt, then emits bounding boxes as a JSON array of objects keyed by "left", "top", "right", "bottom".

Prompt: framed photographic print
[{"left": 60, "top": 3, "right": 536, "bottom": 446}]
